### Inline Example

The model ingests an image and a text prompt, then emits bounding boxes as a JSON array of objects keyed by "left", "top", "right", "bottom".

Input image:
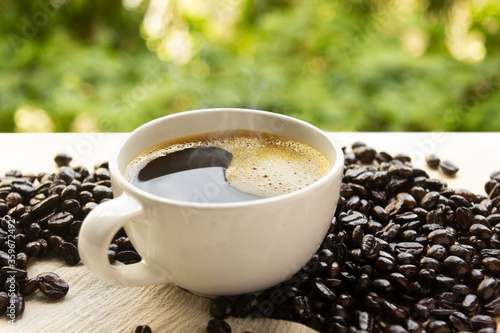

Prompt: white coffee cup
[{"left": 78, "top": 108, "right": 344, "bottom": 296}]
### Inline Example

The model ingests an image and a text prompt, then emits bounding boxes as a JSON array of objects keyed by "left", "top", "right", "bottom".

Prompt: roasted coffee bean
[
  {"left": 361, "top": 234, "right": 380, "bottom": 259},
  {"left": 69, "top": 220, "right": 83, "bottom": 238},
  {"left": 394, "top": 211, "right": 420, "bottom": 224},
  {"left": 25, "top": 222, "right": 41, "bottom": 240},
  {"left": 449, "top": 311, "right": 471, "bottom": 331},
  {"left": 375, "top": 151, "right": 392, "bottom": 164},
  {"left": 54, "top": 153, "right": 72, "bottom": 167},
  {"left": 389, "top": 272, "right": 412, "bottom": 294},
  {"left": 58, "top": 199, "right": 81, "bottom": 216},
  {"left": 353, "top": 146, "right": 377, "bottom": 164},
  {"left": 351, "top": 225, "right": 364, "bottom": 248},
  {"left": 431, "top": 308, "right": 455, "bottom": 320},
  {"left": 318, "top": 249, "right": 334, "bottom": 264},
  {"left": 93, "top": 167, "right": 110, "bottom": 179},
  {"left": 435, "top": 274, "right": 455, "bottom": 289},
  {"left": 38, "top": 272, "right": 69, "bottom": 299},
  {"left": 449, "top": 283, "right": 471, "bottom": 297},
  {"left": 394, "top": 242, "right": 424, "bottom": 256},
  {"left": 456, "top": 207, "right": 475, "bottom": 230},
  {"left": 23, "top": 241, "right": 41, "bottom": 257},
  {"left": 47, "top": 211, "right": 74, "bottom": 231},
  {"left": 11, "top": 182, "right": 35, "bottom": 197},
  {"left": 210, "top": 296, "right": 232, "bottom": 320},
  {"left": 439, "top": 160, "right": 459, "bottom": 176},
  {"left": 449, "top": 244, "right": 475, "bottom": 264},
  {"left": 376, "top": 222, "right": 401, "bottom": 242},
  {"left": 351, "top": 142, "right": 366, "bottom": 149},
  {"left": 108, "top": 250, "right": 116, "bottom": 264},
  {"left": 49, "top": 235, "right": 65, "bottom": 251},
  {"left": 115, "top": 236, "right": 134, "bottom": 251},
  {"left": 49, "top": 184, "right": 66, "bottom": 196},
  {"left": 77, "top": 191, "right": 94, "bottom": 205},
  {"left": 401, "top": 229, "right": 417, "bottom": 241},
  {"left": 484, "top": 296, "right": 500, "bottom": 316},
  {"left": 463, "top": 293, "right": 480, "bottom": 316},
  {"left": 81, "top": 201, "right": 98, "bottom": 215},
  {"left": 20, "top": 277, "right": 39, "bottom": 296},
  {"left": 384, "top": 325, "right": 409, "bottom": 333},
  {"left": 388, "top": 165, "right": 413, "bottom": 178},
  {"left": 206, "top": 319, "right": 231, "bottom": 333},
  {"left": 425, "top": 154, "right": 440, "bottom": 169},
  {"left": 60, "top": 184, "right": 78, "bottom": 200},
  {"left": 292, "top": 295, "right": 314, "bottom": 319},
  {"left": 437, "top": 291, "right": 458, "bottom": 308},
  {"left": 132, "top": 325, "right": 152, "bottom": 333},
  {"left": 397, "top": 252, "right": 418, "bottom": 266},
  {"left": 482, "top": 257, "right": 500, "bottom": 275},
  {"left": 425, "top": 320, "right": 451, "bottom": 333},
  {"left": 474, "top": 214, "right": 490, "bottom": 227},
  {"left": 488, "top": 183, "right": 500, "bottom": 199},
  {"left": 477, "top": 328, "right": 497, "bottom": 333},
  {"left": 6, "top": 192, "right": 23, "bottom": 207},
  {"left": 443, "top": 255, "right": 469, "bottom": 277},
  {"left": 116, "top": 250, "right": 141, "bottom": 264},
  {"left": 488, "top": 213, "right": 500, "bottom": 225},
  {"left": 426, "top": 244, "right": 447, "bottom": 261},
  {"left": 8, "top": 293, "right": 25, "bottom": 317},
  {"left": 30, "top": 194, "right": 60, "bottom": 217},
  {"left": 477, "top": 278, "right": 499, "bottom": 302},
  {"left": 56, "top": 167, "right": 75, "bottom": 185},
  {"left": 419, "top": 256, "right": 442, "bottom": 271},
  {"left": 233, "top": 294, "right": 258, "bottom": 317},
  {"left": 374, "top": 253, "right": 396, "bottom": 272},
  {"left": 340, "top": 211, "right": 368, "bottom": 229},
  {"left": 405, "top": 318, "right": 423, "bottom": 333},
  {"left": 344, "top": 152, "right": 356, "bottom": 165},
  {"left": 470, "top": 315, "right": 497, "bottom": 330},
  {"left": 58, "top": 242, "right": 80, "bottom": 265},
  {"left": 449, "top": 194, "right": 469, "bottom": 208},
  {"left": 353, "top": 273, "right": 370, "bottom": 298},
  {"left": 16, "top": 252, "right": 29, "bottom": 270},
  {"left": 312, "top": 281, "right": 336, "bottom": 301},
  {"left": 92, "top": 185, "right": 113, "bottom": 202},
  {"left": 40, "top": 235, "right": 55, "bottom": 256},
  {"left": 427, "top": 229, "right": 455, "bottom": 247},
  {"left": 397, "top": 265, "right": 418, "bottom": 280},
  {"left": 381, "top": 300, "right": 408, "bottom": 324},
  {"left": 80, "top": 182, "right": 97, "bottom": 192},
  {"left": 469, "top": 223, "right": 492, "bottom": 241}
]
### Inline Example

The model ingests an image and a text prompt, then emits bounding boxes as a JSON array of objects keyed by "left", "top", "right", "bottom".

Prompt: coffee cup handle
[{"left": 78, "top": 194, "right": 169, "bottom": 286}]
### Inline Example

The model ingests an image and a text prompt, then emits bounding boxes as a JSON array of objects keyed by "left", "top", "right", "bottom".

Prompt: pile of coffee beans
[
  {"left": 2, "top": 145, "right": 499, "bottom": 333},
  {"left": 0, "top": 154, "right": 141, "bottom": 319},
  {"left": 206, "top": 143, "right": 500, "bottom": 333}
]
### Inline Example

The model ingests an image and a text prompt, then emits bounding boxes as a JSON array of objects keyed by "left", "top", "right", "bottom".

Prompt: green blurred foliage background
[{"left": 1, "top": 0, "right": 499, "bottom": 132}]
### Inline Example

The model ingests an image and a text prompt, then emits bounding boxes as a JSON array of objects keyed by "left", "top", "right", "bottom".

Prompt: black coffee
[{"left": 125, "top": 130, "right": 330, "bottom": 203}]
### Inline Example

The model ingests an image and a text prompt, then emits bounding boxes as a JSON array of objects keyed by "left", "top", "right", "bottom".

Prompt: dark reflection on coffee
[
  {"left": 133, "top": 147, "right": 263, "bottom": 203},
  {"left": 137, "top": 147, "right": 232, "bottom": 181}
]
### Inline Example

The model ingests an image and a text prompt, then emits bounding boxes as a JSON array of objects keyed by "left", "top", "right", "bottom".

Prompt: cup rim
[{"left": 110, "top": 108, "right": 344, "bottom": 208}]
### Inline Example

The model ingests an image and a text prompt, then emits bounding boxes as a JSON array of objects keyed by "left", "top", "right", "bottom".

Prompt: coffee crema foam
[{"left": 125, "top": 130, "right": 331, "bottom": 198}]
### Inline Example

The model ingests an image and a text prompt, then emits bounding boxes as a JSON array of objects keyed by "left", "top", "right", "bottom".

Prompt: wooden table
[{"left": 0, "top": 132, "right": 498, "bottom": 333}]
